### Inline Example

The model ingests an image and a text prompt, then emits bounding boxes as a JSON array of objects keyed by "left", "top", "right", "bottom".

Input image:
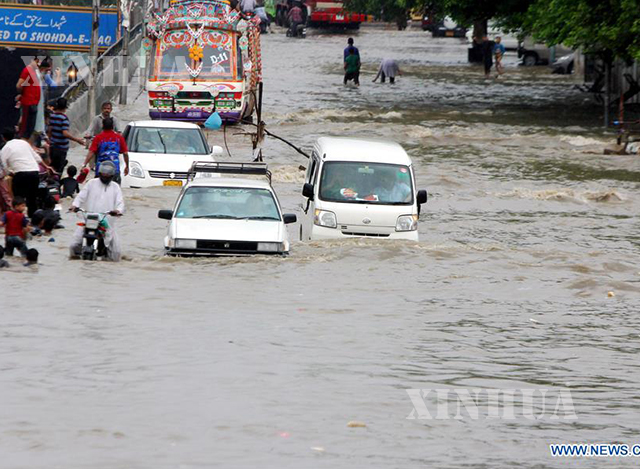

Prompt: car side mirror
[
  {"left": 283, "top": 213, "right": 297, "bottom": 224},
  {"left": 302, "top": 183, "right": 314, "bottom": 200},
  {"left": 210, "top": 145, "right": 223, "bottom": 156},
  {"left": 417, "top": 190, "right": 427, "bottom": 205},
  {"left": 158, "top": 209, "right": 173, "bottom": 220}
]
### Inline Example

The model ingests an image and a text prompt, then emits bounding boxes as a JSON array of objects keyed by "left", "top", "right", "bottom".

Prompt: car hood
[
  {"left": 173, "top": 218, "right": 284, "bottom": 242},
  {"left": 130, "top": 151, "right": 213, "bottom": 171}
]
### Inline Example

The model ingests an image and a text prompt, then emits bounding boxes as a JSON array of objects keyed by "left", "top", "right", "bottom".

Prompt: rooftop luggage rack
[{"left": 187, "top": 161, "right": 272, "bottom": 183}]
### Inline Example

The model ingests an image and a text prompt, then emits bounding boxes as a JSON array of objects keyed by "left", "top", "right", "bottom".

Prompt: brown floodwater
[{"left": 2, "top": 27, "right": 640, "bottom": 468}]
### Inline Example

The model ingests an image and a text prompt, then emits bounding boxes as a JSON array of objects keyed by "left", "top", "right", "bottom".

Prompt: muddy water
[{"left": 2, "top": 28, "right": 640, "bottom": 468}]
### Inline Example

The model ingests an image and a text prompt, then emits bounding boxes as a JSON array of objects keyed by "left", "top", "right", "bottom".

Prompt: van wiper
[{"left": 193, "top": 214, "right": 241, "bottom": 219}]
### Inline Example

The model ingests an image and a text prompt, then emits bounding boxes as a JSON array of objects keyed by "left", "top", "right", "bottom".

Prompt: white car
[
  {"left": 300, "top": 137, "right": 428, "bottom": 241},
  {"left": 122, "top": 120, "right": 223, "bottom": 188},
  {"left": 158, "top": 162, "right": 297, "bottom": 256}
]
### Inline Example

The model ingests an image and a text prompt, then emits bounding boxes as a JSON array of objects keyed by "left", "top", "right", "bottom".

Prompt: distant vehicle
[
  {"left": 275, "top": 0, "right": 366, "bottom": 29},
  {"left": 421, "top": 11, "right": 436, "bottom": 32},
  {"left": 122, "top": 121, "right": 223, "bottom": 188},
  {"left": 518, "top": 38, "right": 573, "bottom": 66},
  {"left": 431, "top": 17, "right": 466, "bottom": 38},
  {"left": 158, "top": 162, "right": 297, "bottom": 256},
  {"left": 300, "top": 137, "right": 428, "bottom": 241},
  {"left": 551, "top": 52, "right": 575, "bottom": 74}
]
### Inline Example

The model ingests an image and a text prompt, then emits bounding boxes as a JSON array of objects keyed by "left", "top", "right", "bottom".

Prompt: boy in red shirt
[{"left": 0, "top": 196, "right": 30, "bottom": 256}]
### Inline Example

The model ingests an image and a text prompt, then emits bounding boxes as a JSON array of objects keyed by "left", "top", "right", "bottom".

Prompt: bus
[{"left": 145, "top": 0, "right": 262, "bottom": 123}]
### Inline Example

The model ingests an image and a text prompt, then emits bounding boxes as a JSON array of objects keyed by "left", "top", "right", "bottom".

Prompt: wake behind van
[{"left": 300, "top": 137, "right": 428, "bottom": 241}]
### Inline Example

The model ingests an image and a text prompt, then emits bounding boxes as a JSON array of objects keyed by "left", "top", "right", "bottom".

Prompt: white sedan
[
  {"left": 122, "top": 120, "right": 223, "bottom": 188},
  {"left": 158, "top": 163, "right": 297, "bottom": 256}
]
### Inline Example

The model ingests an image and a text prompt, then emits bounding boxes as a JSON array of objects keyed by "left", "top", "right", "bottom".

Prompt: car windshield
[
  {"left": 130, "top": 128, "right": 208, "bottom": 154},
  {"left": 319, "top": 162, "right": 413, "bottom": 205},
  {"left": 175, "top": 187, "right": 281, "bottom": 220}
]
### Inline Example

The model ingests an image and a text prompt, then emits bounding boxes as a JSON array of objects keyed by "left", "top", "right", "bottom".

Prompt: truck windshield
[
  {"left": 319, "top": 162, "right": 413, "bottom": 205},
  {"left": 130, "top": 128, "right": 208, "bottom": 154},
  {"left": 176, "top": 187, "right": 281, "bottom": 220}
]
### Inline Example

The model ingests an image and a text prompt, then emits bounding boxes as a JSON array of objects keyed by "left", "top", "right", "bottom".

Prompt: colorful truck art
[{"left": 145, "top": 0, "right": 262, "bottom": 123}]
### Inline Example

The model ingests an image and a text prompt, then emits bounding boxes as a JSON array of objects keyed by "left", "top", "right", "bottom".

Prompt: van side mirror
[
  {"left": 283, "top": 213, "right": 297, "bottom": 224},
  {"left": 417, "top": 190, "right": 427, "bottom": 205},
  {"left": 210, "top": 145, "right": 223, "bottom": 156},
  {"left": 302, "top": 183, "right": 314, "bottom": 200},
  {"left": 158, "top": 209, "right": 173, "bottom": 220}
]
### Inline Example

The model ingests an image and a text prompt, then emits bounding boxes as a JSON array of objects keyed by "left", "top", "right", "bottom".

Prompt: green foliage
[{"left": 344, "top": 0, "right": 640, "bottom": 61}]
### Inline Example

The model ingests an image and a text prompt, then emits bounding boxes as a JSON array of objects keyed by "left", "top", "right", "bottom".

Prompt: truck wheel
[{"left": 523, "top": 53, "right": 538, "bottom": 66}]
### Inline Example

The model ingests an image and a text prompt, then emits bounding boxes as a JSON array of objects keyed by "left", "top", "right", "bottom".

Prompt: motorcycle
[
  {"left": 75, "top": 209, "right": 121, "bottom": 260},
  {"left": 286, "top": 22, "right": 307, "bottom": 38}
]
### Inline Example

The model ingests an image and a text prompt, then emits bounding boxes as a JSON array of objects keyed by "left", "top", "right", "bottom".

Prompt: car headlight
[
  {"left": 396, "top": 215, "right": 418, "bottom": 232},
  {"left": 175, "top": 238, "right": 197, "bottom": 249},
  {"left": 129, "top": 161, "right": 145, "bottom": 178},
  {"left": 314, "top": 209, "right": 337, "bottom": 228},
  {"left": 257, "top": 242, "right": 284, "bottom": 252}
]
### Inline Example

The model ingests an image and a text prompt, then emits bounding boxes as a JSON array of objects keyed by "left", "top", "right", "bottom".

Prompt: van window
[
  {"left": 306, "top": 156, "right": 318, "bottom": 184},
  {"left": 319, "top": 162, "right": 413, "bottom": 205}
]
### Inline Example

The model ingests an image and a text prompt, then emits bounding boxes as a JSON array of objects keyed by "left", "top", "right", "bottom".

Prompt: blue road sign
[{"left": 0, "top": 4, "right": 119, "bottom": 51}]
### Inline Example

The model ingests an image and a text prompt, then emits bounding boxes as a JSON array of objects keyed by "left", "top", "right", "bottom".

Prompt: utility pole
[
  {"left": 88, "top": 0, "right": 100, "bottom": 120},
  {"left": 119, "top": 1, "right": 130, "bottom": 106}
]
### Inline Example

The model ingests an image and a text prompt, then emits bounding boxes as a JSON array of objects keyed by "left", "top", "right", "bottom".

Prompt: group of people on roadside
[
  {"left": 343, "top": 38, "right": 403, "bottom": 87},
  {"left": 1, "top": 83, "right": 128, "bottom": 265}
]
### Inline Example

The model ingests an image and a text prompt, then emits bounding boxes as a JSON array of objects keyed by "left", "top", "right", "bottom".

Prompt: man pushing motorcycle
[{"left": 69, "top": 161, "right": 124, "bottom": 261}]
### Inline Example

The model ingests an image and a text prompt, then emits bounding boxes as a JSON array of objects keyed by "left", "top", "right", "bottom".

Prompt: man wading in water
[{"left": 344, "top": 48, "right": 361, "bottom": 86}]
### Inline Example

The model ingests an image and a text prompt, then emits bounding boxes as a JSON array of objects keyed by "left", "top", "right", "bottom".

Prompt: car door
[{"left": 301, "top": 153, "right": 320, "bottom": 240}]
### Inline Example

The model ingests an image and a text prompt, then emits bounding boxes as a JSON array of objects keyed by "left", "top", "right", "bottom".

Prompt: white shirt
[
  {"left": 241, "top": 0, "right": 256, "bottom": 12},
  {"left": 0, "top": 139, "right": 43, "bottom": 173},
  {"left": 72, "top": 178, "right": 125, "bottom": 214}
]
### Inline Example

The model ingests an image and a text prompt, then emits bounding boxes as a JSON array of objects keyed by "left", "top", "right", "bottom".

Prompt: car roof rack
[{"left": 187, "top": 161, "right": 272, "bottom": 184}]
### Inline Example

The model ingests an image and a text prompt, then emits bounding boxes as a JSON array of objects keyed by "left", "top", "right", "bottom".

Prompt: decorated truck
[{"left": 145, "top": 0, "right": 262, "bottom": 123}]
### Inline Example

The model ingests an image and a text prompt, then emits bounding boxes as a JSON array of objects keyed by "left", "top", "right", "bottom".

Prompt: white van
[{"left": 300, "top": 137, "right": 428, "bottom": 241}]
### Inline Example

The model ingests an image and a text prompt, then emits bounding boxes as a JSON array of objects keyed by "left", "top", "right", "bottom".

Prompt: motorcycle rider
[
  {"left": 69, "top": 161, "right": 124, "bottom": 261},
  {"left": 287, "top": 2, "right": 304, "bottom": 37}
]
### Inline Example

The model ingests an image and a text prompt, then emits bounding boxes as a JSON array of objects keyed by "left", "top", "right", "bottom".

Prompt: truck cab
[{"left": 300, "top": 137, "right": 428, "bottom": 241}]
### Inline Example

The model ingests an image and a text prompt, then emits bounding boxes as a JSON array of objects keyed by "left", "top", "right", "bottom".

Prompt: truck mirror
[
  {"left": 158, "top": 209, "right": 173, "bottom": 220},
  {"left": 302, "top": 183, "right": 314, "bottom": 200}
]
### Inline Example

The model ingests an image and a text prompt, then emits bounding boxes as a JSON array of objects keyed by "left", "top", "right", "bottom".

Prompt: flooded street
[{"left": 2, "top": 27, "right": 640, "bottom": 468}]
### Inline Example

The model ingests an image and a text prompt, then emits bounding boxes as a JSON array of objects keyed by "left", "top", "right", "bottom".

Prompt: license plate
[
  {"left": 187, "top": 111, "right": 202, "bottom": 118},
  {"left": 446, "top": 30, "right": 454, "bottom": 37},
  {"left": 335, "top": 14, "right": 344, "bottom": 20},
  {"left": 163, "top": 180, "right": 183, "bottom": 187}
]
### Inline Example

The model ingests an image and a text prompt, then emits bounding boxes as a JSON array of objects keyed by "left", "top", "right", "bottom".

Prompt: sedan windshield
[
  {"left": 319, "top": 162, "right": 413, "bottom": 205},
  {"left": 130, "top": 128, "right": 208, "bottom": 155},
  {"left": 175, "top": 187, "right": 281, "bottom": 220}
]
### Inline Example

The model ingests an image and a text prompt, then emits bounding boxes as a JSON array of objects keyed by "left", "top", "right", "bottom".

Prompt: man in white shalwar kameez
[{"left": 69, "top": 161, "right": 125, "bottom": 261}]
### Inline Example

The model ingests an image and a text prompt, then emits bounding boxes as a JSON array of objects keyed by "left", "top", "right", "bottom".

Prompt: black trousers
[
  {"left": 50, "top": 147, "right": 68, "bottom": 174},
  {"left": 344, "top": 71, "right": 360, "bottom": 85},
  {"left": 19, "top": 105, "right": 38, "bottom": 139},
  {"left": 380, "top": 72, "right": 395, "bottom": 84},
  {"left": 12, "top": 171, "right": 40, "bottom": 217}
]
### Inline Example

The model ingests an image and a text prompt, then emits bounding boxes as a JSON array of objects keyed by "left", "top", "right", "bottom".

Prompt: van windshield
[
  {"left": 319, "top": 162, "right": 413, "bottom": 205},
  {"left": 130, "top": 128, "right": 208, "bottom": 154}
]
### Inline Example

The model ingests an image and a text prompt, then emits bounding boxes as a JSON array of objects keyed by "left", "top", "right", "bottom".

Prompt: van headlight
[
  {"left": 396, "top": 215, "right": 418, "bottom": 232},
  {"left": 257, "top": 242, "right": 284, "bottom": 252},
  {"left": 314, "top": 209, "right": 337, "bottom": 228},
  {"left": 129, "top": 161, "right": 145, "bottom": 178},
  {"left": 175, "top": 239, "right": 197, "bottom": 249}
]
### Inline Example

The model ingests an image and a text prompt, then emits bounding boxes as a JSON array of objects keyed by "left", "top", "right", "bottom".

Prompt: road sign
[{"left": 0, "top": 3, "right": 118, "bottom": 51}]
